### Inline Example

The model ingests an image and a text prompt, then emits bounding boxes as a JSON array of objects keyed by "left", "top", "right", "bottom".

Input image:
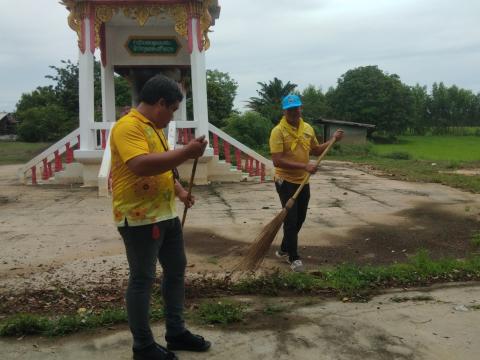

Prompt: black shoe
[
  {"left": 133, "top": 342, "right": 178, "bottom": 360},
  {"left": 166, "top": 330, "right": 211, "bottom": 352}
]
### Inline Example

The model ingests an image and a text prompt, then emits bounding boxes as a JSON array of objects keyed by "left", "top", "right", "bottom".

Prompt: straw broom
[
  {"left": 181, "top": 158, "right": 198, "bottom": 228},
  {"left": 235, "top": 137, "right": 338, "bottom": 271}
]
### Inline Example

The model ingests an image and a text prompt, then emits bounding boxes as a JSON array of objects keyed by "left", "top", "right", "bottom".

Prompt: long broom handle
[
  {"left": 286, "top": 137, "right": 337, "bottom": 208},
  {"left": 181, "top": 157, "right": 198, "bottom": 228}
]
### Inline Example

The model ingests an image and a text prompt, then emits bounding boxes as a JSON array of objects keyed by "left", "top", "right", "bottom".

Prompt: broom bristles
[{"left": 234, "top": 208, "right": 289, "bottom": 271}]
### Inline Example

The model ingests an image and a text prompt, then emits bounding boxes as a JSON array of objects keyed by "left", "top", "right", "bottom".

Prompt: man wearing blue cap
[{"left": 269, "top": 94, "right": 344, "bottom": 272}]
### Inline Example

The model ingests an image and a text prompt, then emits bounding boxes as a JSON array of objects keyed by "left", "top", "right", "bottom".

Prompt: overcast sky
[{"left": 1, "top": 0, "right": 479, "bottom": 112}]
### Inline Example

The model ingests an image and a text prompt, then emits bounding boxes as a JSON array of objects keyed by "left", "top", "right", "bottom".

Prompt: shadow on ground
[{"left": 185, "top": 203, "right": 480, "bottom": 267}]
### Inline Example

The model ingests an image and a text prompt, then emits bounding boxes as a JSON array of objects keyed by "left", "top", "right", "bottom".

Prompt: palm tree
[{"left": 247, "top": 78, "right": 297, "bottom": 124}]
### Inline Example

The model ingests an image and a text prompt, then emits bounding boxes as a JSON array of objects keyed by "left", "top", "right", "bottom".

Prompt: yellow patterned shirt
[{"left": 110, "top": 109, "right": 176, "bottom": 227}]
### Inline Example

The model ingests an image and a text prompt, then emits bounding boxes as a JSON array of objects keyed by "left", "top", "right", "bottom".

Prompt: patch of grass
[
  {"left": 0, "top": 141, "right": 51, "bottom": 165},
  {"left": 329, "top": 155, "right": 480, "bottom": 193},
  {"left": 370, "top": 136, "right": 480, "bottom": 162},
  {"left": 234, "top": 270, "right": 324, "bottom": 295},
  {"left": 194, "top": 300, "right": 246, "bottom": 325},
  {"left": 3, "top": 251, "right": 480, "bottom": 337},
  {"left": 382, "top": 151, "right": 412, "bottom": 160},
  {"left": 0, "top": 314, "right": 50, "bottom": 337},
  {"left": 263, "top": 303, "right": 289, "bottom": 315},
  {"left": 446, "top": 161, "right": 461, "bottom": 169},
  {"left": 326, "top": 136, "right": 480, "bottom": 193},
  {"left": 471, "top": 232, "right": 480, "bottom": 248},
  {"left": 0, "top": 306, "right": 162, "bottom": 337},
  {"left": 329, "top": 143, "right": 375, "bottom": 157},
  {"left": 234, "top": 250, "right": 480, "bottom": 298}
]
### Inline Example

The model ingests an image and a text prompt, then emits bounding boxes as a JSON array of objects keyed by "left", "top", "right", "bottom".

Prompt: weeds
[
  {"left": 471, "top": 232, "right": 480, "bottom": 247},
  {"left": 234, "top": 250, "right": 480, "bottom": 298},
  {"left": 194, "top": 300, "right": 246, "bottom": 325},
  {"left": 0, "top": 308, "right": 129, "bottom": 337},
  {"left": 2, "top": 251, "right": 480, "bottom": 337}
]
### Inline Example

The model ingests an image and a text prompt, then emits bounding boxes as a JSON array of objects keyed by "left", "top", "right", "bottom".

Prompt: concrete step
[{"left": 51, "top": 163, "right": 83, "bottom": 185}]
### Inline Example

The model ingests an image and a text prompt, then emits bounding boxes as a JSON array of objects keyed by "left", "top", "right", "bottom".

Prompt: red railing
[
  {"left": 175, "top": 125, "right": 271, "bottom": 183},
  {"left": 208, "top": 130, "right": 270, "bottom": 182}
]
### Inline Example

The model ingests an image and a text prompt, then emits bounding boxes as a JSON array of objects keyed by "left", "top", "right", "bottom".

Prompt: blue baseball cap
[{"left": 282, "top": 94, "right": 302, "bottom": 110}]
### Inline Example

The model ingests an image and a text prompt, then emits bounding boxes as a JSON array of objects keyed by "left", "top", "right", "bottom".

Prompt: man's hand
[
  {"left": 333, "top": 129, "right": 344, "bottom": 141},
  {"left": 304, "top": 162, "right": 318, "bottom": 174},
  {"left": 177, "top": 189, "right": 195, "bottom": 208},
  {"left": 184, "top": 135, "right": 208, "bottom": 159}
]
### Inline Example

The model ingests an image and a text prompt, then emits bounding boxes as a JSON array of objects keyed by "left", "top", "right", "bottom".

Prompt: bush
[
  {"left": 222, "top": 111, "right": 272, "bottom": 149},
  {"left": 17, "top": 105, "right": 75, "bottom": 142}
]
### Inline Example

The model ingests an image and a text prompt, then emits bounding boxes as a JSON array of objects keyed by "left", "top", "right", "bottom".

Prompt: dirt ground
[
  {"left": 2, "top": 162, "right": 480, "bottom": 358},
  {"left": 2, "top": 283, "right": 480, "bottom": 359},
  {"left": 1, "top": 162, "right": 480, "bottom": 294}
]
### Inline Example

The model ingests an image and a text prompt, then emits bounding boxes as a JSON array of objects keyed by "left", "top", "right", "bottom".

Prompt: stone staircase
[{"left": 19, "top": 122, "right": 273, "bottom": 195}]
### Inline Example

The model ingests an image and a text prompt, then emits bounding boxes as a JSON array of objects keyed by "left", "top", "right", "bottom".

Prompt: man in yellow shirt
[
  {"left": 111, "top": 75, "right": 209, "bottom": 360},
  {"left": 269, "top": 94, "right": 344, "bottom": 272}
]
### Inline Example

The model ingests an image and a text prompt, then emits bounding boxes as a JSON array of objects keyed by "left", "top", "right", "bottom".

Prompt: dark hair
[{"left": 138, "top": 74, "right": 183, "bottom": 106}]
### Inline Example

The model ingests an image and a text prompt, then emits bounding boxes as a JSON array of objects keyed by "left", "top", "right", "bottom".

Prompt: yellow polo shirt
[
  {"left": 110, "top": 109, "right": 176, "bottom": 227},
  {"left": 269, "top": 120, "right": 319, "bottom": 184}
]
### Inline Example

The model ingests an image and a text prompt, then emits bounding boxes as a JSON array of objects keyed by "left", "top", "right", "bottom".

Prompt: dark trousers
[
  {"left": 118, "top": 217, "right": 186, "bottom": 350},
  {"left": 275, "top": 180, "right": 310, "bottom": 262}
]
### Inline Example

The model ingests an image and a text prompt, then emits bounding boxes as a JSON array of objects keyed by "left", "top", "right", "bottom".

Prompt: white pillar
[
  {"left": 78, "top": 17, "right": 95, "bottom": 150},
  {"left": 190, "top": 18, "right": 211, "bottom": 153},
  {"left": 101, "top": 64, "right": 116, "bottom": 122},
  {"left": 175, "top": 83, "right": 187, "bottom": 122}
]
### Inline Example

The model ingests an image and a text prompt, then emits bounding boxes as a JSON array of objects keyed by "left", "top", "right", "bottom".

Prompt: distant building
[
  {"left": 315, "top": 118, "right": 375, "bottom": 144},
  {"left": 0, "top": 113, "right": 17, "bottom": 138}
]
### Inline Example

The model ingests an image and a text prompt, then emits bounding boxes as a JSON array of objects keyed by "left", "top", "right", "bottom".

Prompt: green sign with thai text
[{"left": 126, "top": 38, "right": 180, "bottom": 55}]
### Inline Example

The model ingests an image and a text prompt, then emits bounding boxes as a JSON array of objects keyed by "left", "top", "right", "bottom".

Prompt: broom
[
  {"left": 235, "top": 137, "right": 338, "bottom": 271},
  {"left": 181, "top": 158, "right": 198, "bottom": 228}
]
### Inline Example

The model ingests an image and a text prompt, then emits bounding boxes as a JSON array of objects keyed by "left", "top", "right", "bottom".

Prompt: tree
[
  {"left": 15, "top": 86, "right": 57, "bottom": 114},
  {"left": 46, "top": 60, "right": 81, "bottom": 119},
  {"left": 247, "top": 77, "right": 297, "bottom": 124},
  {"left": 15, "top": 59, "right": 132, "bottom": 142},
  {"left": 206, "top": 69, "right": 238, "bottom": 127},
  {"left": 46, "top": 59, "right": 131, "bottom": 120},
  {"left": 17, "top": 105, "right": 72, "bottom": 142},
  {"left": 222, "top": 111, "right": 272, "bottom": 151},
  {"left": 409, "top": 84, "right": 430, "bottom": 135},
  {"left": 115, "top": 76, "right": 132, "bottom": 109},
  {"left": 300, "top": 85, "right": 329, "bottom": 123},
  {"left": 328, "top": 66, "right": 414, "bottom": 135},
  {"left": 428, "top": 82, "right": 450, "bottom": 132}
]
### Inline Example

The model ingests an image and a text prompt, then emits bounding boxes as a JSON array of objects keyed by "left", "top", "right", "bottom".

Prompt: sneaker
[
  {"left": 289, "top": 259, "right": 305, "bottom": 273},
  {"left": 166, "top": 330, "right": 211, "bottom": 352},
  {"left": 133, "top": 342, "right": 177, "bottom": 360},
  {"left": 275, "top": 250, "right": 289, "bottom": 261}
]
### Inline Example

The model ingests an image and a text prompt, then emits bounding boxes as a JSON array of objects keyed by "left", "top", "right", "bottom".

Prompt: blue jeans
[{"left": 118, "top": 217, "right": 186, "bottom": 350}]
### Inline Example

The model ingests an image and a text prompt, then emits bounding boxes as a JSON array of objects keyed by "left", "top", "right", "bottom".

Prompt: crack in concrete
[{"left": 330, "top": 180, "right": 393, "bottom": 208}]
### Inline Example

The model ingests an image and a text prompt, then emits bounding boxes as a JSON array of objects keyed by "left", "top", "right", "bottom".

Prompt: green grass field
[
  {"left": 329, "top": 135, "right": 480, "bottom": 193},
  {"left": 0, "top": 141, "right": 51, "bottom": 165},
  {"left": 372, "top": 136, "right": 480, "bottom": 162}
]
